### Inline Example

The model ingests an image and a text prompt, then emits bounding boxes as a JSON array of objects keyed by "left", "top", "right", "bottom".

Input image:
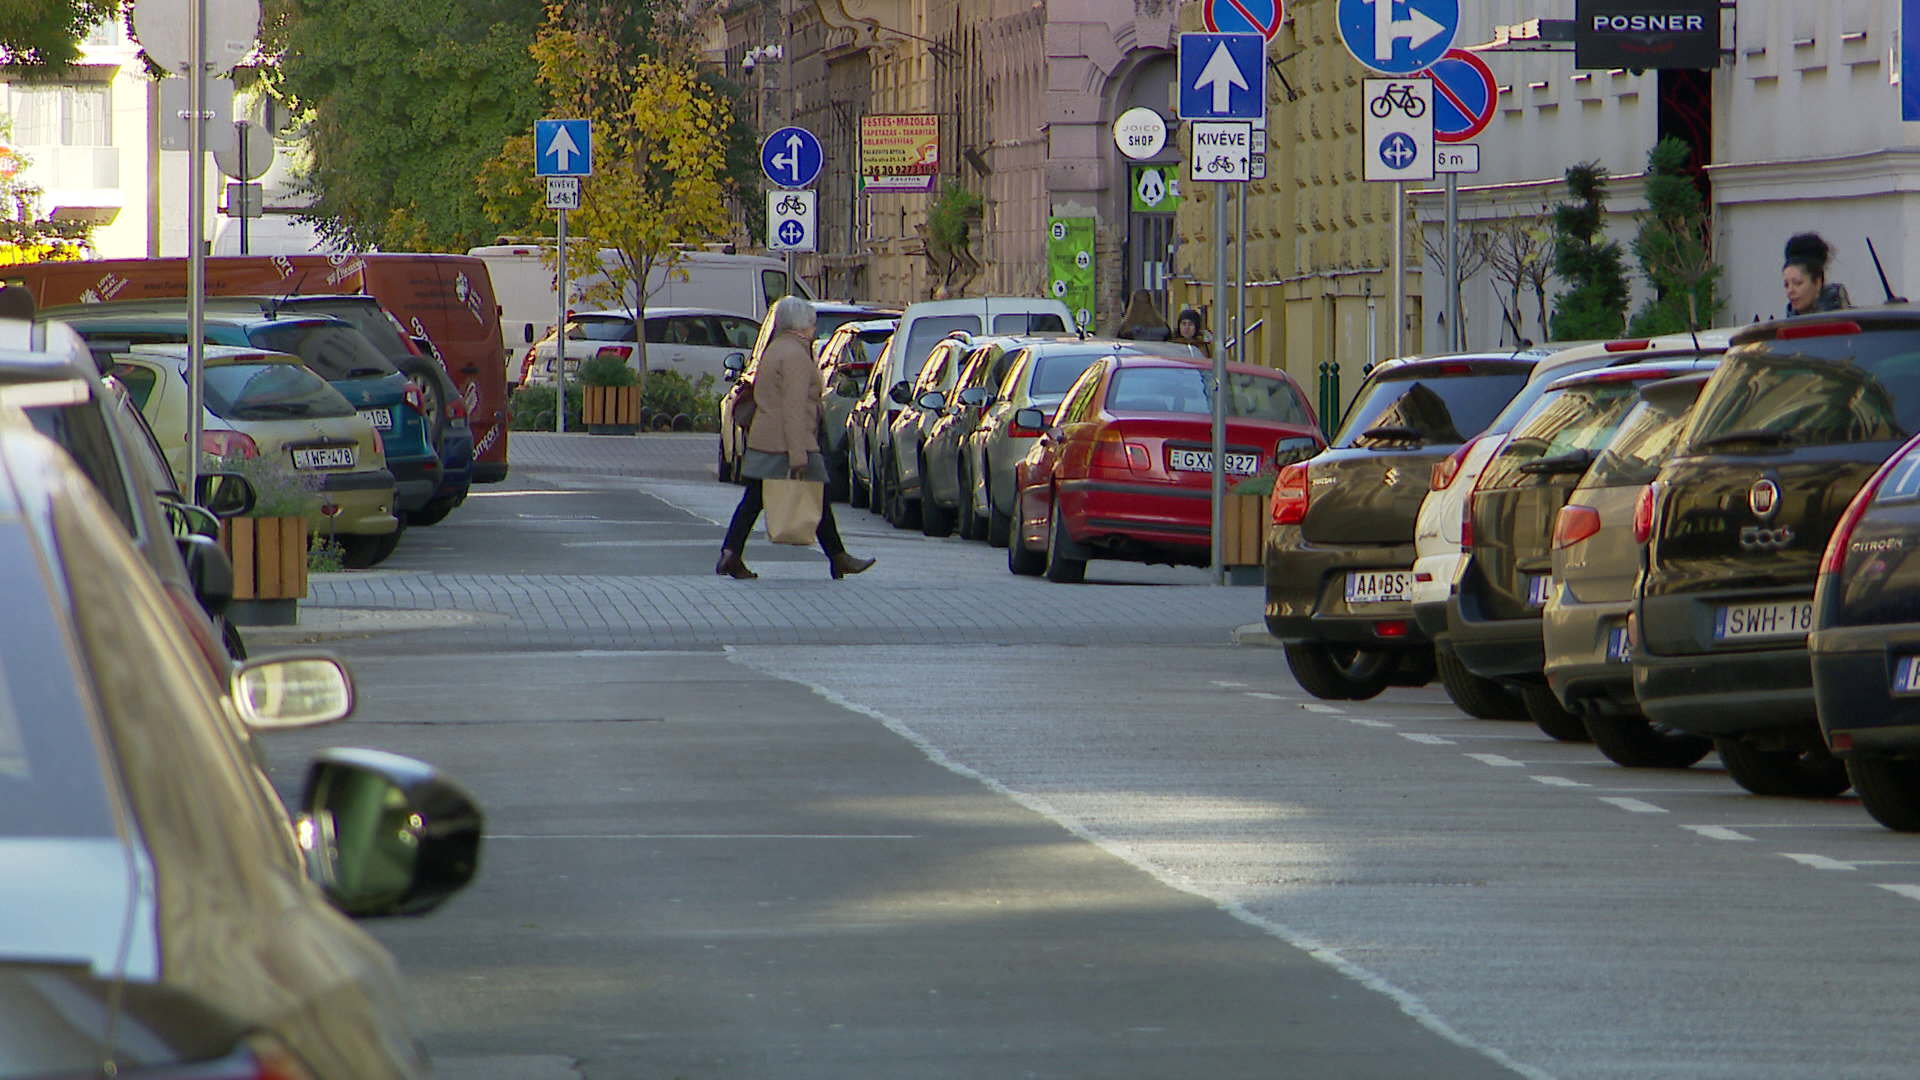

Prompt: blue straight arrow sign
[
  {"left": 535, "top": 119, "right": 592, "bottom": 177},
  {"left": 1178, "top": 33, "right": 1266, "bottom": 121}
]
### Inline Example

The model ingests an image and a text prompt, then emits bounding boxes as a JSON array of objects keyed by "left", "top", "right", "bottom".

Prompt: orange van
[{"left": 9, "top": 253, "right": 512, "bottom": 482}]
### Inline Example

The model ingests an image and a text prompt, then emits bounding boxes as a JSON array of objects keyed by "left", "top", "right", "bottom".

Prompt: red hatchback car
[{"left": 1008, "top": 355, "right": 1323, "bottom": 582}]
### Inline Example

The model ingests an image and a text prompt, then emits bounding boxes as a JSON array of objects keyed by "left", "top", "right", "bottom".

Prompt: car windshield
[
  {"left": 569, "top": 316, "right": 636, "bottom": 342},
  {"left": 0, "top": 528, "right": 116, "bottom": 840},
  {"left": 1479, "top": 381, "right": 1650, "bottom": 489},
  {"left": 204, "top": 363, "right": 355, "bottom": 421},
  {"left": 1030, "top": 351, "right": 1109, "bottom": 397},
  {"left": 1687, "top": 330, "right": 1920, "bottom": 449},
  {"left": 905, "top": 317, "right": 980, "bottom": 378},
  {"left": 1333, "top": 366, "right": 1528, "bottom": 448},
  {"left": 1585, "top": 395, "right": 1700, "bottom": 488},
  {"left": 285, "top": 300, "right": 412, "bottom": 358},
  {"left": 1107, "top": 366, "right": 1313, "bottom": 424},
  {"left": 247, "top": 322, "right": 398, "bottom": 381}
]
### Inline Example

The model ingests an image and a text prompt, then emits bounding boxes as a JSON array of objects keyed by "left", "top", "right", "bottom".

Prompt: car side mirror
[
  {"left": 196, "top": 471, "right": 256, "bottom": 519},
  {"left": 300, "top": 747, "right": 483, "bottom": 918},
  {"left": 722, "top": 351, "right": 747, "bottom": 374},
  {"left": 523, "top": 323, "right": 536, "bottom": 344},
  {"left": 957, "top": 386, "right": 990, "bottom": 407},
  {"left": 888, "top": 380, "right": 913, "bottom": 405},
  {"left": 1273, "top": 436, "right": 1320, "bottom": 468},
  {"left": 177, "top": 534, "right": 232, "bottom": 615},
  {"left": 232, "top": 654, "right": 355, "bottom": 730},
  {"left": 916, "top": 390, "right": 946, "bottom": 411}
]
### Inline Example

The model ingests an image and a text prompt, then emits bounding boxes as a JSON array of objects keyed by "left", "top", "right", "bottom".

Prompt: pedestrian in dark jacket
[
  {"left": 717, "top": 295, "right": 876, "bottom": 581},
  {"left": 1115, "top": 289, "right": 1171, "bottom": 341},
  {"left": 1783, "top": 233, "right": 1851, "bottom": 316},
  {"left": 1170, "top": 308, "right": 1210, "bottom": 355}
]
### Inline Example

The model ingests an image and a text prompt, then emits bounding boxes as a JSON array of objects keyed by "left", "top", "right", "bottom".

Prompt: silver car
[
  {"left": 817, "top": 317, "right": 895, "bottom": 504},
  {"left": 921, "top": 337, "right": 1031, "bottom": 539},
  {"left": 964, "top": 338, "right": 1202, "bottom": 547},
  {"left": 884, "top": 335, "right": 1038, "bottom": 531}
]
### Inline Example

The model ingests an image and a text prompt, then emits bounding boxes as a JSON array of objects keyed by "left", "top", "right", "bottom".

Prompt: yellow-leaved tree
[{"left": 479, "top": 4, "right": 733, "bottom": 381}]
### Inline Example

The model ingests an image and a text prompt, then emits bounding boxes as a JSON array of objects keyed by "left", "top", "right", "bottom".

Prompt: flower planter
[
  {"left": 1222, "top": 493, "right": 1269, "bottom": 567},
  {"left": 583, "top": 385, "right": 641, "bottom": 435},
  {"left": 222, "top": 516, "right": 307, "bottom": 626}
]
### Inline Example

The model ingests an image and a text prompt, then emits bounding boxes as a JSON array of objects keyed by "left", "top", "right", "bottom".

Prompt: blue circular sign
[
  {"left": 1427, "top": 49, "right": 1495, "bottom": 142},
  {"left": 1204, "top": 0, "right": 1283, "bottom": 41},
  {"left": 1336, "top": 0, "right": 1458, "bottom": 75},
  {"left": 760, "top": 126, "right": 823, "bottom": 189},
  {"left": 1378, "top": 132, "right": 1419, "bottom": 171},
  {"left": 777, "top": 219, "right": 806, "bottom": 246}
]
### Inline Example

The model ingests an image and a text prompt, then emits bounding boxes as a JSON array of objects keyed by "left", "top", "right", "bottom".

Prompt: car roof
[
  {"left": 1546, "top": 356, "right": 1721, "bottom": 391},
  {"left": 48, "top": 308, "right": 347, "bottom": 332},
  {"left": 1362, "top": 348, "right": 1559, "bottom": 379},
  {"left": 570, "top": 306, "right": 746, "bottom": 320},
  {"left": 0, "top": 319, "right": 99, "bottom": 383},
  {"left": 841, "top": 318, "right": 897, "bottom": 333},
  {"left": 117, "top": 343, "right": 303, "bottom": 368},
  {"left": 813, "top": 302, "right": 899, "bottom": 315},
  {"left": 1015, "top": 337, "right": 1204, "bottom": 356},
  {"left": 1728, "top": 302, "right": 1920, "bottom": 346},
  {"left": 1108, "top": 353, "right": 1298, "bottom": 380},
  {"left": 1527, "top": 329, "right": 1736, "bottom": 377},
  {"left": 899, "top": 297, "right": 1068, "bottom": 317}
]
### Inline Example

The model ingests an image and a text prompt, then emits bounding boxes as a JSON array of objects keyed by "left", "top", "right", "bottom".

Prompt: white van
[{"left": 469, "top": 244, "right": 813, "bottom": 377}]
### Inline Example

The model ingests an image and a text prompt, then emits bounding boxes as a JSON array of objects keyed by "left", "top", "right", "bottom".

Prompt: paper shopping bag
[{"left": 764, "top": 479, "right": 824, "bottom": 545}]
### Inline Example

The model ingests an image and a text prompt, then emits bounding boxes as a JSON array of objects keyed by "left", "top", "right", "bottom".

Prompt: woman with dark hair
[
  {"left": 1115, "top": 289, "right": 1171, "bottom": 341},
  {"left": 1170, "top": 308, "right": 1209, "bottom": 355},
  {"left": 1783, "top": 233, "right": 1851, "bottom": 316}
]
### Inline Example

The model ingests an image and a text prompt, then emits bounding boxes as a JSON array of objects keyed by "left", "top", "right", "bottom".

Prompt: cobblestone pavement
[{"left": 285, "top": 432, "right": 1261, "bottom": 654}]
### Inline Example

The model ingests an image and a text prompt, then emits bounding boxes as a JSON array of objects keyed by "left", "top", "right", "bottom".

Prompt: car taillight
[
  {"left": 1461, "top": 501, "right": 1474, "bottom": 549},
  {"left": 1821, "top": 434, "right": 1920, "bottom": 574},
  {"left": 1632, "top": 484, "right": 1656, "bottom": 544},
  {"left": 448, "top": 396, "right": 469, "bottom": 419},
  {"left": 1271, "top": 462, "right": 1310, "bottom": 525},
  {"left": 1090, "top": 430, "right": 1150, "bottom": 472},
  {"left": 1777, "top": 320, "right": 1862, "bottom": 340},
  {"left": 1553, "top": 504, "right": 1603, "bottom": 550},
  {"left": 1603, "top": 338, "right": 1652, "bottom": 352},
  {"left": 201, "top": 431, "right": 259, "bottom": 459},
  {"left": 371, "top": 428, "right": 384, "bottom": 456},
  {"left": 1430, "top": 435, "right": 1482, "bottom": 490},
  {"left": 403, "top": 381, "right": 427, "bottom": 414},
  {"left": 595, "top": 345, "right": 633, "bottom": 363}
]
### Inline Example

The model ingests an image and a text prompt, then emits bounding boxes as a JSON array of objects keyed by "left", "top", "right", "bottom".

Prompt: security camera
[{"left": 742, "top": 55, "right": 756, "bottom": 72}]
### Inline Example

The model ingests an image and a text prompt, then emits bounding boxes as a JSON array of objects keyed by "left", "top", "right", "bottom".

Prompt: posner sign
[{"left": 1574, "top": 0, "right": 1720, "bottom": 69}]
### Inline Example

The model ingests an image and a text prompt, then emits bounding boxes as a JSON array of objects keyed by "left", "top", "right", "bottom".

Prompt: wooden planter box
[
  {"left": 222, "top": 516, "right": 308, "bottom": 600},
  {"left": 1222, "top": 493, "right": 1269, "bottom": 567},
  {"left": 583, "top": 385, "right": 641, "bottom": 434}
]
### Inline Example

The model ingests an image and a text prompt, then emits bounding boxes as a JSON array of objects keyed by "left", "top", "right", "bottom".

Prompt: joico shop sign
[{"left": 1574, "top": 0, "right": 1720, "bottom": 70}]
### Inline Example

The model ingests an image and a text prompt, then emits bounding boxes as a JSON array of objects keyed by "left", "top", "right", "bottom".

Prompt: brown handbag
[{"left": 728, "top": 376, "right": 757, "bottom": 430}]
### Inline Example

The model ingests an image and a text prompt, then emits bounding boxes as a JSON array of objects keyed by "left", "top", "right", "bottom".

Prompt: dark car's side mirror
[
  {"left": 177, "top": 534, "right": 233, "bottom": 615},
  {"left": 1273, "top": 436, "right": 1320, "bottom": 468},
  {"left": 1011, "top": 407, "right": 1049, "bottom": 435},
  {"left": 957, "top": 386, "right": 991, "bottom": 408},
  {"left": 196, "top": 471, "right": 257, "bottom": 519},
  {"left": 916, "top": 390, "right": 946, "bottom": 411},
  {"left": 888, "top": 380, "right": 913, "bottom": 406},
  {"left": 722, "top": 351, "right": 747, "bottom": 377},
  {"left": 523, "top": 323, "right": 536, "bottom": 344},
  {"left": 301, "top": 747, "right": 483, "bottom": 919}
]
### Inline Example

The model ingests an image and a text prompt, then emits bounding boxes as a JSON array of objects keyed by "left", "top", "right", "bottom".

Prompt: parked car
[
  {"left": 522, "top": 306, "right": 761, "bottom": 387},
  {"left": 812, "top": 301, "right": 899, "bottom": 350},
  {"left": 817, "top": 317, "right": 896, "bottom": 503},
  {"left": 0, "top": 418, "right": 483, "bottom": 1079},
  {"left": 1632, "top": 309, "right": 1920, "bottom": 798},
  {"left": 53, "top": 308, "right": 442, "bottom": 517},
  {"left": 965, "top": 338, "right": 1202, "bottom": 549},
  {"left": 109, "top": 343, "right": 403, "bottom": 569},
  {"left": 1265, "top": 352, "right": 1540, "bottom": 700},
  {"left": 1449, "top": 357, "right": 1721, "bottom": 740},
  {"left": 1544, "top": 372, "right": 1716, "bottom": 768},
  {"left": 883, "top": 334, "right": 1036, "bottom": 531},
  {"left": 1009, "top": 354, "right": 1322, "bottom": 583},
  {"left": 921, "top": 335, "right": 1035, "bottom": 538}
]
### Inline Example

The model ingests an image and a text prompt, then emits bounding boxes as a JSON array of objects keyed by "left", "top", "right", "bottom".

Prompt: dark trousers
[{"left": 723, "top": 478, "right": 846, "bottom": 557}]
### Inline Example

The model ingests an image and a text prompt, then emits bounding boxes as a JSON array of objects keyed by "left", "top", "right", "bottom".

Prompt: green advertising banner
[
  {"left": 1046, "top": 217, "right": 1096, "bottom": 330},
  {"left": 1129, "top": 165, "right": 1182, "bottom": 214}
]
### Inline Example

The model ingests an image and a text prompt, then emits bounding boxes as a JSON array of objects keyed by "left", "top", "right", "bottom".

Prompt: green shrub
[
  {"left": 642, "top": 370, "right": 719, "bottom": 425},
  {"left": 308, "top": 535, "right": 344, "bottom": 573},
  {"left": 204, "top": 452, "right": 324, "bottom": 518},
  {"left": 509, "top": 384, "right": 583, "bottom": 431},
  {"left": 577, "top": 350, "right": 639, "bottom": 387}
]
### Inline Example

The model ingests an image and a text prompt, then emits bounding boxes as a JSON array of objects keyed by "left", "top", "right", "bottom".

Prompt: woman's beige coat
[{"left": 744, "top": 331, "right": 822, "bottom": 470}]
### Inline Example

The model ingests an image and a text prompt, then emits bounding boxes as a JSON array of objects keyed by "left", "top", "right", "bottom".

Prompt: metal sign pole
[
  {"left": 1391, "top": 181, "right": 1405, "bottom": 359},
  {"left": 1236, "top": 179, "right": 1248, "bottom": 361},
  {"left": 555, "top": 207, "right": 567, "bottom": 434},
  {"left": 237, "top": 120, "right": 249, "bottom": 255},
  {"left": 185, "top": 0, "right": 206, "bottom": 502},
  {"left": 1210, "top": 182, "right": 1228, "bottom": 586},
  {"left": 1444, "top": 171, "right": 1459, "bottom": 350}
]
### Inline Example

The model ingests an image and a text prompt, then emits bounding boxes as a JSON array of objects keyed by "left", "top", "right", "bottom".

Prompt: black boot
[
  {"left": 716, "top": 549, "right": 758, "bottom": 580},
  {"left": 829, "top": 552, "right": 875, "bottom": 580}
]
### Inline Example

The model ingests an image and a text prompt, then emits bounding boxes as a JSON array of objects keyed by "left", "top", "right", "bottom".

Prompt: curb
[{"left": 1232, "top": 622, "right": 1284, "bottom": 648}]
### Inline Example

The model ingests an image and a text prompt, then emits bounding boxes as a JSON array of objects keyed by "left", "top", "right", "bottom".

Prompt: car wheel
[
  {"left": 1583, "top": 713, "right": 1712, "bottom": 769},
  {"left": 1007, "top": 506, "right": 1045, "bottom": 576},
  {"left": 827, "top": 456, "right": 852, "bottom": 504},
  {"left": 920, "top": 455, "right": 955, "bottom": 537},
  {"left": 1283, "top": 643, "right": 1395, "bottom": 701},
  {"left": 1436, "top": 647, "right": 1529, "bottom": 720},
  {"left": 717, "top": 438, "right": 729, "bottom": 483},
  {"left": 986, "top": 490, "right": 1012, "bottom": 549},
  {"left": 407, "top": 495, "right": 459, "bottom": 527},
  {"left": 1714, "top": 736, "right": 1853, "bottom": 798},
  {"left": 957, "top": 463, "right": 984, "bottom": 541},
  {"left": 1848, "top": 754, "right": 1920, "bottom": 831},
  {"left": 339, "top": 526, "right": 404, "bottom": 570},
  {"left": 1043, "top": 503, "right": 1086, "bottom": 583},
  {"left": 1520, "top": 686, "right": 1592, "bottom": 743},
  {"left": 885, "top": 455, "right": 920, "bottom": 531}
]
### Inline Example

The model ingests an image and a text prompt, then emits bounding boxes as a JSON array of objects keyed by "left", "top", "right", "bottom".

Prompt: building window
[{"left": 11, "top": 85, "right": 112, "bottom": 146}]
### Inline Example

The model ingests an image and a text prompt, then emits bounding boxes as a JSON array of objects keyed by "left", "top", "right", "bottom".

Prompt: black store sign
[{"left": 1575, "top": 0, "right": 1722, "bottom": 69}]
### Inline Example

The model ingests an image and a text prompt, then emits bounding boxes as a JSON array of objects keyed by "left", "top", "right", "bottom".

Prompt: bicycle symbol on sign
[
  {"left": 1369, "top": 82, "right": 1427, "bottom": 119},
  {"left": 1205, "top": 154, "right": 1237, "bottom": 175},
  {"left": 775, "top": 193, "right": 808, "bottom": 215}
]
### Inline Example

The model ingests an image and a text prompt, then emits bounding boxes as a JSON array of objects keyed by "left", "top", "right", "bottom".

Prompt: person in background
[
  {"left": 716, "top": 295, "right": 876, "bottom": 581},
  {"left": 1783, "top": 233, "right": 1851, "bottom": 317},
  {"left": 0, "top": 285, "right": 35, "bottom": 320},
  {"left": 1115, "top": 290, "right": 1171, "bottom": 341},
  {"left": 1171, "top": 308, "right": 1210, "bottom": 356}
]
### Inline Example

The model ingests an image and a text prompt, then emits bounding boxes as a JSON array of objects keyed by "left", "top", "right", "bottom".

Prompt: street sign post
[
  {"left": 1336, "top": 0, "right": 1459, "bottom": 74},
  {"left": 1177, "top": 33, "right": 1267, "bottom": 121},
  {"left": 1363, "top": 79, "right": 1434, "bottom": 182},
  {"left": 1434, "top": 142, "right": 1480, "bottom": 350},
  {"left": 1203, "top": 0, "right": 1285, "bottom": 41},
  {"left": 760, "top": 126, "right": 823, "bottom": 189},
  {"left": 535, "top": 119, "right": 592, "bottom": 177},
  {"left": 534, "top": 118, "right": 591, "bottom": 431},
  {"left": 1427, "top": 48, "right": 1497, "bottom": 143},
  {"left": 767, "top": 190, "right": 817, "bottom": 252}
]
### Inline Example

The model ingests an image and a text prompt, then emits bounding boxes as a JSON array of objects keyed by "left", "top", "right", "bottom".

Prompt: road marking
[
  {"left": 1599, "top": 796, "right": 1667, "bottom": 814},
  {"left": 1782, "top": 853, "right": 1857, "bottom": 871},
  {"left": 1876, "top": 884, "right": 1920, "bottom": 901},
  {"left": 1401, "top": 733, "right": 1455, "bottom": 745},
  {"left": 1682, "top": 825, "right": 1755, "bottom": 842},
  {"left": 1244, "top": 691, "right": 1291, "bottom": 701},
  {"left": 1345, "top": 717, "right": 1396, "bottom": 728},
  {"left": 517, "top": 513, "right": 603, "bottom": 520},
  {"left": 1212, "top": 680, "right": 1249, "bottom": 688},
  {"left": 1531, "top": 775, "right": 1588, "bottom": 788},
  {"left": 1300, "top": 702, "right": 1343, "bottom": 713},
  {"left": 1464, "top": 753, "right": 1526, "bottom": 767},
  {"left": 487, "top": 833, "right": 920, "bottom": 840}
]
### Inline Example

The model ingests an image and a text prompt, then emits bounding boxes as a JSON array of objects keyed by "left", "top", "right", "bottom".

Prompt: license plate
[
  {"left": 1346, "top": 570, "right": 1413, "bottom": 604},
  {"left": 359, "top": 406, "right": 394, "bottom": 431},
  {"left": 292, "top": 446, "right": 356, "bottom": 469},
  {"left": 1168, "top": 448, "right": 1259, "bottom": 475},
  {"left": 1527, "top": 574, "right": 1554, "bottom": 607},
  {"left": 1712, "top": 600, "right": 1814, "bottom": 642},
  {"left": 1894, "top": 656, "right": 1920, "bottom": 693},
  {"left": 1606, "top": 626, "right": 1630, "bottom": 663}
]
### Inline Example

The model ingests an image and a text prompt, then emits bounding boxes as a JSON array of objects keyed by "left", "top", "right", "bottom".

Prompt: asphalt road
[{"left": 259, "top": 433, "right": 1920, "bottom": 1080}]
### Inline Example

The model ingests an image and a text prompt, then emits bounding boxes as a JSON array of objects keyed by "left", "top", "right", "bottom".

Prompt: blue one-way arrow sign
[
  {"left": 535, "top": 119, "right": 592, "bottom": 177},
  {"left": 760, "top": 126, "right": 823, "bottom": 189},
  {"left": 1178, "top": 33, "right": 1266, "bottom": 121}
]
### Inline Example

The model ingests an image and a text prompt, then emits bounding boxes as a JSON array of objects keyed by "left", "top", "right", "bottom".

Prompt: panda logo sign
[{"left": 1136, "top": 168, "right": 1168, "bottom": 209}]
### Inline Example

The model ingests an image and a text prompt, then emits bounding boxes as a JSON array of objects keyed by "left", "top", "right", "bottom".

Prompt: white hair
[{"left": 767, "top": 295, "right": 817, "bottom": 337}]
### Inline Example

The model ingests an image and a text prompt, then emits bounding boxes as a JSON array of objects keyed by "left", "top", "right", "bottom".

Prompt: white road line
[
  {"left": 1876, "top": 884, "right": 1920, "bottom": 901},
  {"left": 1681, "top": 825, "right": 1755, "bottom": 842},
  {"left": 1465, "top": 753, "right": 1526, "bottom": 767},
  {"left": 1244, "top": 691, "right": 1291, "bottom": 701},
  {"left": 486, "top": 833, "right": 920, "bottom": 840},
  {"left": 1345, "top": 717, "right": 1396, "bottom": 729},
  {"left": 1531, "top": 775, "right": 1589, "bottom": 788},
  {"left": 1599, "top": 796, "right": 1667, "bottom": 814},
  {"left": 1401, "top": 733, "right": 1456, "bottom": 746},
  {"left": 1300, "top": 702, "right": 1344, "bottom": 713},
  {"left": 1212, "top": 680, "right": 1250, "bottom": 688},
  {"left": 1782, "top": 853, "right": 1857, "bottom": 871}
]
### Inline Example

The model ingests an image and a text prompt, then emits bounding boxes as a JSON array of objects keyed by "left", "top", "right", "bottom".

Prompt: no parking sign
[{"left": 1425, "top": 49, "right": 1496, "bottom": 144}]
